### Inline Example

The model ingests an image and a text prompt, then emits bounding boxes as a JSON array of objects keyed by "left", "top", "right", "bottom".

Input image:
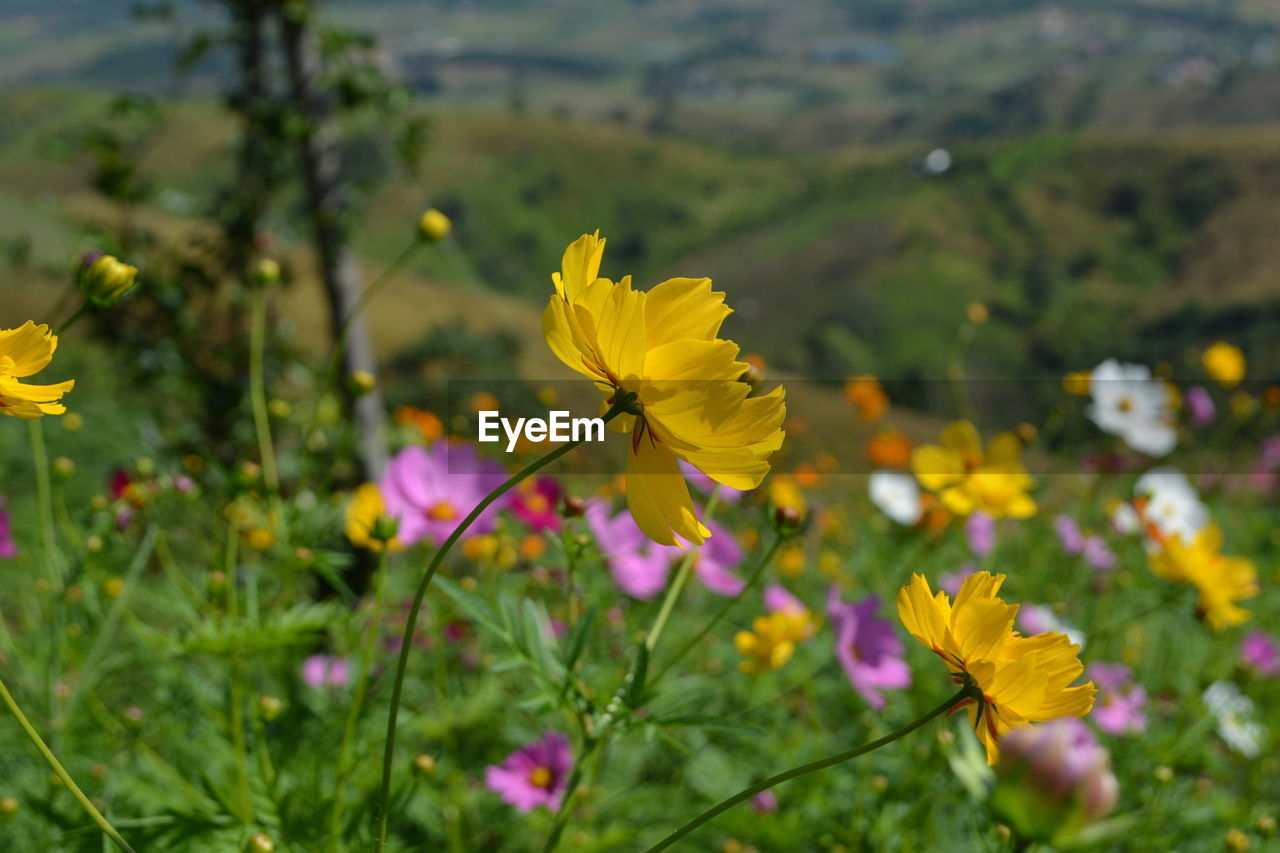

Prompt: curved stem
[
  {"left": 650, "top": 531, "right": 785, "bottom": 686},
  {"left": 373, "top": 400, "right": 629, "bottom": 851},
  {"left": 644, "top": 489, "right": 722, "bottom": 654},
  {"left": 645, "top": 685, "right": 977, "bottom": 852},
  {"left": 0, "top": 676, "right": 137, "bottom": 852},
  {"left": 54, "top": 301, "right": 91, "bottom": 336}
]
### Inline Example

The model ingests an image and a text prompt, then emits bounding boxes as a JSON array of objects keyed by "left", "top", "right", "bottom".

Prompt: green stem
[
  {"left": 541, "top": 748, "right": 590, "bottom": 853},
  {"left": 373, "top": 399, "right": 631, "bottom": 852},
  {"left": 249, "top": 284, "right": 280, "bottom": 496},
  {"left": 644, "top": 490, "right": 722, "bottom": 654},
  {"left": 28, "top": 420, "right": 58, "bottom": 569},
  {"left": 331, "top": 548, "right": 391, "bottom": 846},
  {"left": 651, "top": 531, "right": 785, "bottom": 686},
  {"left": 0, "top": 676, "right": 137, "bottom": 852},
  {"left": 645, "top": 685, "right": 978, "bottom": 852},
  {"left": 54, "top": 301, "right": 91, "bottom": 336}
]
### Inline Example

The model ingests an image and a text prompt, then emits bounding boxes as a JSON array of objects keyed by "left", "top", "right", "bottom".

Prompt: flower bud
[
  {"left": 254, "top": 258, "right": 281, "bottom": 286},
  {"left": 561, "top": 495, "right": 587, "bottom": 518},
  {"left": 966, "top": 302, "right": 989, "bottom": 325},
  {"left": 417, "top": 208, "right": 452, "bottom": 242},
  {"left": 412, "top": 753, "right": 437, "bottom": 776},
  {"left": 0, "top": 796, "right": 18, "bottom": 817},
  {"left": 246, "top": 833, "right": 276, "bottom": 853},
  {"left": 347, "top": 370, "right": 377, "bottom": 396},
  {"left": 53, "top": 456, "right": 76, "bottom": 479},
  {"left": 991, "top": 719, "right": 1119, "bottom": 846},
  {"left": 371, "top": 513, "right": 401, "bottom": 544},
  {"left": 79, "top": 253, "right": 139, "bottom": 306},
  {"left": 257, "top": 695, "right": 283, "bottom": 721}
]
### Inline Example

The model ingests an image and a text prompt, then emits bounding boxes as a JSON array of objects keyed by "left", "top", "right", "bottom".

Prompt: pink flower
[
  {"left": 485, "top": 732, "right": 573, "bottom": 813},
  {"left": 1087, "top": 662, "right": 1147, "bottom": 735},
  {"left": 301, "top": 654, "right": 350, "bottom": 689},
  {"left": 1054, "top": 514, "right": 1085, "bottom": 555},
  {"left": 827, "top": 588, "right": 911, "bottom": 709},
  {"left": 1241, "top": 631, "right": 1280, "bottom": 677},
  {"left": 764, "top": 584, "right": 805, "bottom": 615},
  {"left": 679, "top": 459, "right": 745, "bottom": 504},
  {"left": 998, "top": 718, "right": 1119, "bottom": 821},
  {"left": 938, "top": 569, "right": 972, "bottom": 597},
  {"left": 586, "top": 502, "right": 743, "bottom": 599},
  {"left": 1081, "top": 535, "right": 1116, "bottom": 571},
  {"left": 511, "top": 477, "right": 563, "bottom": 532},
  {"left": 965, "top": 511, "right": 995, "bottom": 557},
  {"left": 751, "top": 790, "right": 778, "bottom": 813},
  {"left": 1184, "top": 385, "right": 1216, "bottom": 426},
  {"left": 0, "top": 497, "right": 16, "bottom": 559},
  {"left": 379, "top": 443, "right": 508, "bottom": 547}
]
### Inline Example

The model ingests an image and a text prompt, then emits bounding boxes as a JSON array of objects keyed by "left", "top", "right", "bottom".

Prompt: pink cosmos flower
[
  {"left": 751, "top": 790, "right": 778, "bottom": 813},
  {"left": 586, "top": 501, "right": 743, "bottom": 599},
  {"left": 998, "top": 718, "right": 1119, "bottom": 821},
  {"left": 1184, "top": 385, "right": 1216, "bottom": 426},
  {"left": 1054, "top": 515, "right": 1085, "bottom": 555},
  {"left": 485, "top": 732, "right": 573, "bottom": 813},
  {"left": 965, "top": 511, "right": 995, "bottom": 557},
  {"left": 302, "top": 654, "right": 350, "bottom": 689},
  {"left": 1087, "top": 662, "right": 1147, "bottom": 735},
  {"left": 511, "top": 477, "right": 563, "bottom": 532},
  {"left": 0, "top": 497, "right": 16, "bottom": 559},
  {"left": 827, "top": 587, "right": 911, "bottom": 709},
  {"left": 379, "top": 442, "right": 509, "bottom": 547},
  {"left": 1241, "top": 631, "right": 1280, "bottom": 677},
  {"left": 1081, "top": 535, "right": 1116, "bottom": 571},
  {"left": 764, "top": 584, "right": 805, "bottom": 615}
]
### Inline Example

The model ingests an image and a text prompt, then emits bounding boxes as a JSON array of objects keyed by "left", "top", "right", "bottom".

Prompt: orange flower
[
  {"left": 844, "top": 375, "right": 888, "bottom": 422},
  {"left": 393, "top": 406, "right": 443, "bottom": 443},
  {"left": 866, "top": 428, "right": 913, "bottom": 469}
]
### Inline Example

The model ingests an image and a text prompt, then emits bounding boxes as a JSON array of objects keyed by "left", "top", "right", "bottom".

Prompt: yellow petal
[
  {"left": 0, "top": 321, "right": 57, "bottom": 378},
  {"left": 643, "top": 276, "right": 732, "bottom": 347},
  {"left": 912, "top": 444, "right": 963, "bottom": 492},
  {"left": 625, "top": 432, "right": 708, "bottom": 546}
]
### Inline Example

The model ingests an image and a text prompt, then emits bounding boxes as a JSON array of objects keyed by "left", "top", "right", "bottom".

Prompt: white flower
[
  {"left": 1110, "top": 501, "right": 1142, "bottom": 535},
  {"left": 1135, "top": 466, "right": 1208, "bottom": 550},
  {"left": 869, "top": 471, "right": 922, "bottom": 526},
  {"left": 1203, "top": 681, "right": 1266, "bottom": 758},
  {"left": 1087, "top": 359, "right": 1177, "bottom": 457}
]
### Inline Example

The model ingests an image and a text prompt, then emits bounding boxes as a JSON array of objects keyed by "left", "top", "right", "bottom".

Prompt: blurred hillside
[{"left": 3, "top": 0, "right": 1280, "bottom": 149}]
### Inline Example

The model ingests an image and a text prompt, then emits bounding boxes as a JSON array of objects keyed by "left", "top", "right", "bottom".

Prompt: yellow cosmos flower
[
  {"left": 0, "top": 322, "right": 75, "bottom": 419},
  {"left": 543, "top": 232, "right": 786, "bottom": 546},
  {"left": 734, "top": 608, "right": 817, "bottom": 674},
  {"left": 345, "top": 483, "right": 402, "bottom": 552},
  {"left": 911, "top": 421, "right": 1035, "bottom": 519},
  {"left": 1202, "top": 342, "right": 1245, "bottom": 389},
  {"left": 897, "top": 572, "right": 1095, "bottom": 764},
  {"left": 1149, "top": 525, "right": 1258, "bottom": 630}
]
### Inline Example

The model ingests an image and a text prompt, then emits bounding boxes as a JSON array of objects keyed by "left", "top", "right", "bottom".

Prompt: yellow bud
[
  {"left": 413, "top": 753, "right": 437, "bottom": 776},
  {"left": 348, "top": 370, "right": 377, "bottom": 396},
  {"left": 246, "top": 833, "right": 276, "bottom": 853},
  {"left": 257, "top": 695, "right": 283, "bottom": 721},
  {"left": 1063, "top": 371, "right": 1091, "bottom": 396},
  {"left": 966, "top": 302, "right": 988, "bottom": 325},
  {"left": 268, "top": 399, "right": 292, "bottom": 419},
  {"left": 1226, "top": 828, "right": 1250, "bottom": 852},
  {"left": 80, "top": 253, "right": 139, "bottom": 306},
  {"left": 417, "top": 208, "right": 452, "bottom": 242},
  {"left": 53, "top": 456, "right": 76, "bottom": 479},
  {"left": 254, "top": 257, "right": 281, "bottom": 286},
  {"left": 62, "top": 411, "right": 84, "bottom": 432},
  {"left": 103, "top": 577, "right": 125, "bottom": 599},
  {"left": 0, "top": 796, "right": 18, "bottom": 816}
]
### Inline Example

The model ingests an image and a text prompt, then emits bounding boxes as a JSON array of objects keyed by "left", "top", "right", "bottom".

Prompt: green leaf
[
  {"left": 434, "top": 576, "right": 509, "bottom": 640},
  {"left": 625, "top": 643, "right": 649, "bottom": 709},
  {"left": 561, "top": 606, "right": 596, "bottom": 672}
]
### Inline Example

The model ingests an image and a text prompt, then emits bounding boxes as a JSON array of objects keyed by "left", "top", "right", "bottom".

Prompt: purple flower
[
  {"left": 586, "top": 502, "right": 743, "bottom": 599},
  {"left": 827, "top": 588, "right": 911, "bottom": 709},
  {"left": 1081, "top": 535, "right": 1116, "bottom": 571},
  {"left": 998, "top": 718, "right": 1119, "bottom": 820},
  {"left": 511, "top": 477, "right": 563, "bottom": 532},
  {"left": 1241, "top": 631, "right": 1280, "bottom": 677},
  {"left": 485, "top": 732, "right": 573, "bottom": 813},
  {"left": 380, "top": 443, "right": 509, "bottom": 547},
  {"left": 679, "top": 460, "right": 744, "bottom": 504},
  {"left": 586, "top": 500, "right": 673, "bottom": 599},
  {"left": 751, "top": 790, "right": 778, "bottom": 813},
  {"left": 939, "top": 569, "right": 972, "bottom": 597},
  {"left": 1054, "top": 514, "right": 1085, "bottom": 555},
  {"left": 1087, "top": 662, "right": 1147, "bottom": 735},
  {"left": 1184, "top": 385, "right": 1216, "bottom": 426},
  {"left": 302, "top": 654, "right": 350, "bottom": 689},
  {"left": 0, "top": 497, "right": 16, "bottom": 559},
  {"left": 965, "top": 511, "right": 995, "bottom": 557}
]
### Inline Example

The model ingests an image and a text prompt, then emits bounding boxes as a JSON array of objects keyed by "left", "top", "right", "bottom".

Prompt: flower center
[
  {"left": 526, "top": 494, "right": 549, "bottom": 514},
  {"left": 427, "top": 500, "right": 458, "bottom": 521},
  {"left": 528, "top": 766, "right": 553, "bottom": 789},
  {"left": 1118, "top": 396, "right": 1133, "bottom": 413}
]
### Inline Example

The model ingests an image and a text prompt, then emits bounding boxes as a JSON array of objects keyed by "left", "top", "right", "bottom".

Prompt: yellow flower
[
  {"left": 1149, "top": 525, "right": 1258, "bottom": 630},
  {"left": 911, "top": 421, "right": 1036, "bottom": 519},
  {"left": 767, "top": 474, "right": 807, "bottom": 519},
  {"left": 543, "top": 232, "right": 786, "bottom": 546},
  {"left": 897, "top": 572, "right": 1095, "bottom": 764},
  {"left": 345, "top": 483, "right": 402, "bottom": 552},
  {"left": 418, "top": 208, "right": 452, "bottom": 242},
  {"left": 0, "top": 322, "right": 75, "bottom": 419},
  {"left": 843, "top": 375, "right": 888, "bottom": 422},
  {"left": 734, "top": 609, "right": 817, "bottom": 674},
  {"left": 1062, "top": 371, "right": 1091, "bottom": 396},
  {"left": 1202, "top": 342, "right": 1245, "bottom": 389}
]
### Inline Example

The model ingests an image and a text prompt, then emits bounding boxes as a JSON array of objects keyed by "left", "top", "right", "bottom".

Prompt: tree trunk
[{"left": 279, "top": 3, "right": 388, "bottom": 480}]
